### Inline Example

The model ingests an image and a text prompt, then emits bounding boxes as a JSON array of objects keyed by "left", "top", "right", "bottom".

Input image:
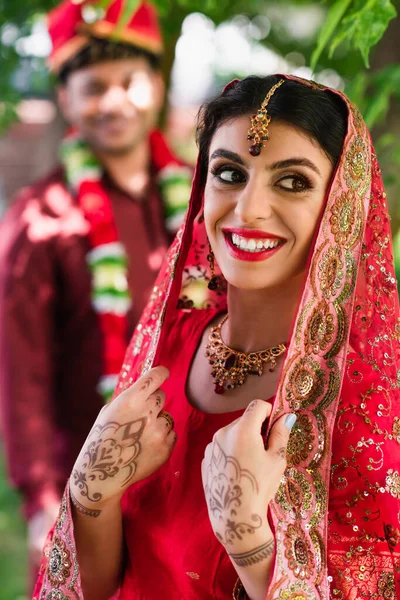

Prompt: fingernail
[{"left": 285, "top": 414, "right": 297, "bottom": 430}]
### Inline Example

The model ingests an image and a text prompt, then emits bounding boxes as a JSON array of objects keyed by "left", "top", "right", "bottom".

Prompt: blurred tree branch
[
  {"left": 1, "top": 0, "right": 399, "bottom": 196},
  {"left": 1, "top": 0, "right": 398, "bottom": 126}
]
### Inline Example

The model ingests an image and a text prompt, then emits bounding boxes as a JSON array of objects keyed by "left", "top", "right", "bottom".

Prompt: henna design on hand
[
  {"left": 228, "top": 539, "right": 275, "bottom": 567},
  {"left": 158, "top": 410, "right": 174, "bottom": 430},
  {"left": 205, "top": 440, "right": 262, "bottom": 545},
  {"left": 140, "top": 377, "right": 153, "bottom": 392},
  {"left": 72, "top": 417, "right": 146, "bottom": 504},
  {"left": 220, "top": 515, "right": 264, "bottom": 545},
  {"left": 277, "top": 447, "right": 286, "bottom": 460},
  {"left": 245, "top": 400, "right": 258, "bottom": 413},
  {"left": 70, "top": 488, "right": 101, "bottom": 518}
]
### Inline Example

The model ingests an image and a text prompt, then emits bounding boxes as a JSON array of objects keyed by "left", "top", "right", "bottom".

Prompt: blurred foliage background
[
  {"left": 1, "top": 0, "right": 399, "bottom": 240},
  {"left": 0, "top": 1, "right": 399, "bottom": 598}
]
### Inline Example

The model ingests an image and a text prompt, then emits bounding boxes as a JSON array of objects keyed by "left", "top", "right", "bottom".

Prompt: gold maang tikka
[{"left": 247, "top": 79, "right": 285, "bottom": 156}]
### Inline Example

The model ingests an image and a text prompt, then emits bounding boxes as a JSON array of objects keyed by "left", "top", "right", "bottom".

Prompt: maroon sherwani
[{"left": 0, "top": 166, "right": 169, "bottom": 518}]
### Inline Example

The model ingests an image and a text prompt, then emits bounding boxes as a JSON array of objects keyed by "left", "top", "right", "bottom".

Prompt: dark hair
[
  {"left": 196, "top": 75, "right": 348, "bottom": 183},
  {"left": 58, "top": 36, "right": 161, "bottom": 84}
]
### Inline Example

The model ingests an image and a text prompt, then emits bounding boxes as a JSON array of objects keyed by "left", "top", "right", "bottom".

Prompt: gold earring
[{"left": 207, "top": 244, "right": 221, "bottom": 291}]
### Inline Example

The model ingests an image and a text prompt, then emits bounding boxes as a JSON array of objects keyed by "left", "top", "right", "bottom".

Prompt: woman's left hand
[{"left": 201, "top": 400, "right": 296, "bottom": 556}]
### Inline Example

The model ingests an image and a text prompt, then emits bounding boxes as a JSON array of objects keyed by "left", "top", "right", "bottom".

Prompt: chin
[
  {"left": 224, "top": 271, "right": 281, "bottom": 291},
  {"left": 225, "top": 264, "right": 304, "bottom": 292}
]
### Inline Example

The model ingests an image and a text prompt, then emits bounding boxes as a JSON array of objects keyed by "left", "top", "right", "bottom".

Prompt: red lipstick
[{"left": 222, "top": 228, "right": 286, "bottom": 263}]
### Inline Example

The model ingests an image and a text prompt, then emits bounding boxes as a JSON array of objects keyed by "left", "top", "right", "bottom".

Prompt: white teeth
[{"left": 230, "top": 233, "right": 282, "bottom": 252}]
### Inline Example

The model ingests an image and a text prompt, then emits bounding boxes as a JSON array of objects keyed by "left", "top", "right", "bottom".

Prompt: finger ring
[{"left": 159, "top": 410, "right": 174, "bottom": 430}]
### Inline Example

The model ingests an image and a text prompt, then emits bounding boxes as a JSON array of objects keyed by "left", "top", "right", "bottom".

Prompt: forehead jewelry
[{"left": 247, "top": 78, "right": 285, "bottom": 157}]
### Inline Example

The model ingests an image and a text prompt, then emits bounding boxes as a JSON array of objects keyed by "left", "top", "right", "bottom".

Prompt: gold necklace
[{"left": 205, "top": 314, "right": 287, "bottom": 395}]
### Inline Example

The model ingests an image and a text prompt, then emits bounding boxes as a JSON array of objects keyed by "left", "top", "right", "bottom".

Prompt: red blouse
[
  {"left": 120, "top": 308, "right": 244, "bottom": 599},
  {"left": 33, "top": 307, "right": 400, "bottom": 600},
  {"left": 118, "top": 307, "right": 400, "bottom": 599}
]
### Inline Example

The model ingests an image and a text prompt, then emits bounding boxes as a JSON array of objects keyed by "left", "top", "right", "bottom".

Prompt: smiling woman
[
  {"left": 34, "top": 75, "right": 400, "bottom": 600},
  {"left": 205, "top": 119, "right": 333, "bottom": 293}
]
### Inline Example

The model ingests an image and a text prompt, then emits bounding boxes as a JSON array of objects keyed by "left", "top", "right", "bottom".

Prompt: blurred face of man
[{"left": 58, "top": 56, "right": 164, "bottom": 156}]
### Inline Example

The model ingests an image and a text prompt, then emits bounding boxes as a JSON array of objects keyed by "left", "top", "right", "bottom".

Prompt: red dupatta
[{"left": 34, "top": 75, "right": 400, "bottom": 600}]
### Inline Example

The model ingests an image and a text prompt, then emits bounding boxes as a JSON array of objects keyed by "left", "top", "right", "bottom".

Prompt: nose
[
  {"left": 98, "top": 85, "right": 130, "bottom": 113},
  {"left": 234, "top": 176, "right": 275, "bottom": 224}
]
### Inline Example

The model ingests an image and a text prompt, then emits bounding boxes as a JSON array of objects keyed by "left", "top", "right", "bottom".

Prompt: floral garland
[{"left": 61, "top": 130, "right": 192, "bottom": 400}]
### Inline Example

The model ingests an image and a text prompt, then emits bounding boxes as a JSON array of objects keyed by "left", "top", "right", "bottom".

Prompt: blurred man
[{"left": 0, "top": 0, "right": 190, "bottom": 580}]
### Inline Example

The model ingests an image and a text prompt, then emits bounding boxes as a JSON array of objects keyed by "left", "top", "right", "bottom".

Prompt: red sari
[
  {"left": 34, "top": 76, "right": 400, "bottom": 600},
  {"left": 121, "top": 308, "right": 243, "bottom": 599}
]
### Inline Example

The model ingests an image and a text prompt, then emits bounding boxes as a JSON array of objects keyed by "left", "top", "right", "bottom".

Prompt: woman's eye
[
  {"left": 215, "top": 168, "right": 245, "bottom": 184},
  {"left": 277, "top": 176, "right": 311, "bottom": 192}
]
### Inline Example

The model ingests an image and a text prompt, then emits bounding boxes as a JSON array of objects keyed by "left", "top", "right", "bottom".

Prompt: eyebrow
[
  {"left": 209, "top": 149, "right": 248, "bottom": 167},
  {"left": 84, "top": 69, "right": 141, "bottom": 85},
  {"left": 209, "top": 149, "right": 321, "bottom": 177},
  {"left": 270, "top": 158, "right": 322, "bottom": 176}
]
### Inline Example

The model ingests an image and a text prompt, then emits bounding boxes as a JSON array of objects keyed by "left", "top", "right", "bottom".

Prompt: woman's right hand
[{"left": 69, "top": 366, "right": 175, "bottom": 517}]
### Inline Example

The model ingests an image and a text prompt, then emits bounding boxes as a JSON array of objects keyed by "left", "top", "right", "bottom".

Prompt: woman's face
[{"left": 204, "top": 116, "right": 335, "bottom": 291}]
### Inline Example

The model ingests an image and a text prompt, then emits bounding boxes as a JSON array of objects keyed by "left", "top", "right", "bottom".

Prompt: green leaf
[
  {"left": 349, "top": 0, "right": 396, "bottom": 67},
  {"left": 152, "top": 0, "right": 170, "bottom": 15},
  {"left": 310, "top": 0, "right": 353, "bottom": 71},
  {"left": 329, "top": 0, "right": 397, "bottom": 67},
  {"left": 345, "top": 71, "right": 368, "bottom": 113},
  {"left": 114, "top": 0, "right": 140, "bottom": 34},
  {"left": 364, "top": 84, "right": 392, "bottom": 128},
  {"left": 328, "top": 19, "right": 357, "bottom": 58},
  {"left": 363, "top": 63, "right": 400, "bottom": 126},
  {"left": 319, "top": 0, "right": 397, "bottom": 67},
  {"left": 0, "top": 101, "right": 19, "bottom": 133},
  {"left": 94, "top": 0, "right": 114, "bottom": 9}
]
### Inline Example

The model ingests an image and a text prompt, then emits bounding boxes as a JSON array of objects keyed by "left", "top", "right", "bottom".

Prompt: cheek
[
  {"left": 71, "top": 95, "right": 99, "bottom": 121},
  {"left": 82, "top": 100, "right": 100, "bottom": 119},
  {"left": 203, "top": 185, "right": 223, "bottom": 235},
  {"left": 203, "top": 197, "right": 214, "bottom": 240},
  {"left": 137, "top": 106, "right": 156, "bottom": 127},
  {"left": 290, "top": 200, "right": 325, "bottom": 248}
]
